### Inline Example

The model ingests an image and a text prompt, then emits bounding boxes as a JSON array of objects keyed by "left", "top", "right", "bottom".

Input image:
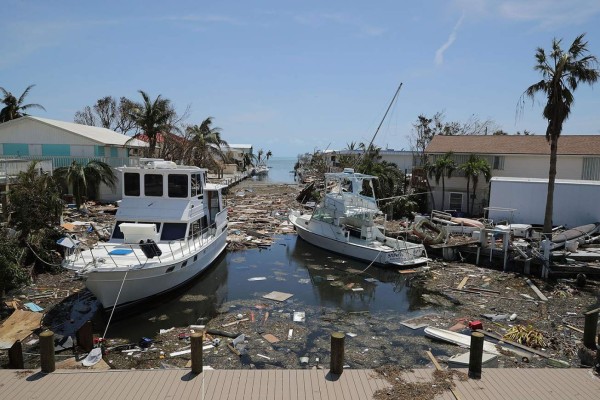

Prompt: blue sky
[{"left": 2, "top": 0, "right": 600, "bottom": 156}]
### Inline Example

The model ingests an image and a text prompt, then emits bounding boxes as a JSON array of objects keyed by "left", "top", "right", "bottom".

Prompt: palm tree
[
  {"left": 186, "top": 117, "right": 229, "bottom": 170},
  {"left": 129, "top": 90, "right": 174, "bottom": 156},
  {"left": 0, "top": 84, "right": 46, "bottom": 123},
  {"left": 256, "top": 149, "right": 264, "bottom": 164},
  {"left": 521, "top": 34, "right": 599, "bottom": 236},
  {"left": 429, "top": 152, "right": 456, "bottom": 211},
  {"left": 460, "top": 154, "right": 491, "bottom": 216},
  {"left": 266, "top": 150, "right": 272, "bottom": 161},
  {"left": 54, "top": 160, "right": 117, "bottom": 209},
  {"left": 242, "top": 152, "right": 256, "bottom": 171}
]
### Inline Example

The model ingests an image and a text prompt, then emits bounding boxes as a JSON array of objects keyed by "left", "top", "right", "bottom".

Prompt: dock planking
[{"left": 0, "top": 368, "right": 599, "bottom": 399}]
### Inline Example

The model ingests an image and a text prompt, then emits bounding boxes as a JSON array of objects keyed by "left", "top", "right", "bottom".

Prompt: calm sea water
[{"left": 251, "top": 156, "right": 297, "bottom": 184}]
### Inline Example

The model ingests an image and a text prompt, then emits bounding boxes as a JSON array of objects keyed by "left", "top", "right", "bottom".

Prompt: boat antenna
[{"left": 354, "top": 82, "right": 403, "bottom": 167}]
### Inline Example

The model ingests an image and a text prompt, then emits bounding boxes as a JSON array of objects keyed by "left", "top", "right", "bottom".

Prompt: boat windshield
[{"left": 312, "top": 206, "right": 335, "bottom": 224}]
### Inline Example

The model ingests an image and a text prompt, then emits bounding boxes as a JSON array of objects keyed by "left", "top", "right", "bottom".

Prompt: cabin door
[{"left": 206, "top": 190, "right": 222, "bottom": 225}]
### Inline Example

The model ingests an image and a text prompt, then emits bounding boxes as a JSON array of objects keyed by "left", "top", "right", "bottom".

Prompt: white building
[{"left": 0, "top": 116, "right": 147, "bottom": 201}]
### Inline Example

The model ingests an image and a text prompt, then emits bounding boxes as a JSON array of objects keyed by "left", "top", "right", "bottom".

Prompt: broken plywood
[
  {"left": 0, "top": 310, "right": 43, "bottom": 349},
  {"left": 262, "top": 291, "right": 293, "bottom": 302}
]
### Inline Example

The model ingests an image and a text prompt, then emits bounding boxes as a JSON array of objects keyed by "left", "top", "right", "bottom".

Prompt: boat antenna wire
[{"left": 353, "top": 82, "right": 403, "bottom": 168}]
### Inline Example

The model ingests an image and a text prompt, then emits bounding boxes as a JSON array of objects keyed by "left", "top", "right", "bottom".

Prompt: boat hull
[
  {"left": 83, "top": 230, "right": 228, "bottom": 310},
  {"left": 290, "top": 212, "right": 428, "bottom": 267}
]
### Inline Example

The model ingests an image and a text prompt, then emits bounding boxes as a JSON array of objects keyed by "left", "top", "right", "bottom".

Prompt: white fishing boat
[
  {"left": 251, "top": 163, "right": 269, "bottom": 176},
  {"left": 61, "top": 159, "right": 228, "bottom": 310},
  {"left": 289, "top": 168, "right": 429, "bottom": 267}
]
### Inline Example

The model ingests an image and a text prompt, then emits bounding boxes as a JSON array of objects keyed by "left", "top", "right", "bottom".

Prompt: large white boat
[
  {"left": 61, "top": 159, "right": 228, "bottom": 310},
  {"left": 289, "top": 168, "right": 429, "bottom": 267}
]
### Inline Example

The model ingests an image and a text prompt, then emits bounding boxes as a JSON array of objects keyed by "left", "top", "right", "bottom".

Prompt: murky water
[{"left": 105, "top": 234, "right": 426, "bottom": 341}]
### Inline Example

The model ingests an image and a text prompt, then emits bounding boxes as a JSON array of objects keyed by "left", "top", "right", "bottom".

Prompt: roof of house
[
  {"left": 425, "top": 135, "right": 600, "bottom": 156},
  {"left": 228, "top": 144, "right": 253, "bottom": 149},
  {"left": 0, "top": 116, "right": 147, "bottom": 147}
]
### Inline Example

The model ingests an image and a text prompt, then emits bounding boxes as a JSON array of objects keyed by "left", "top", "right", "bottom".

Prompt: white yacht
[
  {"left": 61, "top": 159, "right": 228, "bottom": 310},
  {"left": 289, "top": 168, "right": 429, "bottom": 267}
]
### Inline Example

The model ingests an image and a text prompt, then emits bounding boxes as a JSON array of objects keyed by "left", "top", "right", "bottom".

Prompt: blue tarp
[{"left": 108, "top": 248, "right": 134, "bottom": 255}]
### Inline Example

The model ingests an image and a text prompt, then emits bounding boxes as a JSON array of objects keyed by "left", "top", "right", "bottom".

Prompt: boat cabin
[{"left": 110, "top": 159, "right": 224, "bottom": 244}]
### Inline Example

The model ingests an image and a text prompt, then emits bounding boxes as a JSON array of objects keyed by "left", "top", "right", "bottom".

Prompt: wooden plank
[
  {"left": 257, "top": 369, "right": 269, "bottom": 400},
  {"left": 355, "top": 369, "right": 376, "bottom": 399},
  {"left": 288, "top": 369, "right": 299, "bottom": 400},
  {"left": 233, "top": 369, "right": 249, "bottom": 400},
  {"left": 262, "top": 291, "right": 293, "bottom": 302},
  {"left": 525, "top": 278, "right": 548, "bottom": 301},
  {"left": 207, "top": 369, "right": 226, "bottom": 400},
  {"left": 457, "top": 276, "right": 469, "bottom": 290},
  {"left": 0, "top": 309, "right": 43, "bottom": 349}
]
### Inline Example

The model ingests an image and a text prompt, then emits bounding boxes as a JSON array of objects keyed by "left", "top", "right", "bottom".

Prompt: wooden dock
[{"left": 0, "top": 367, "right": 599, "bottom": 399}]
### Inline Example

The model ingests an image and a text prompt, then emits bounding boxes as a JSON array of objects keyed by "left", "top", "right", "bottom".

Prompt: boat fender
[{"left": 139, "top": 239, "right": 162, "bottom": 258}]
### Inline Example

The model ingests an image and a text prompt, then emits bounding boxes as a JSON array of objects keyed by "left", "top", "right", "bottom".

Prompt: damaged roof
[{"left": 425, "top": 135, "right": 600, "bottom": 156}]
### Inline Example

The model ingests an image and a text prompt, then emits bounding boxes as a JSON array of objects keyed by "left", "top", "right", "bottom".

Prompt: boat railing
[{"left": 64, "top": 217, "right": 225, "bottom": 271}]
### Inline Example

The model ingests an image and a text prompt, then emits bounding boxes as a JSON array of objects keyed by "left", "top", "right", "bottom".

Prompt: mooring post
[
  {"left": 40, "top": 330, "right": 56, "bottom": 373},
  {"left": 8, "top": 340, "right": 24, "bottom": 369},
  {"left": 468, "top": 332, "right": 484, "bottom": 379},
  {"left": 330, "top": 332, "right": 345, "bottom": 374},
  {"left": 190, "top": 332, "right": 204, "bottom": 374},
  {"left": 583, "top": 308, "right": 600, "bottom": 349},
  {"left": 77, "top": 320, "right": 94, "bottom": 352}
]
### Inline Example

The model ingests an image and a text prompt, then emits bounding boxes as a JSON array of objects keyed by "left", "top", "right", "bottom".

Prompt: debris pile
[{"left": 226, "top": 183, "right": 301, "bottom": 250}]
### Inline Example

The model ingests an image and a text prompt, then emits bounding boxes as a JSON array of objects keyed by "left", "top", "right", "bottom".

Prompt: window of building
[
  {"left": 492, "top": 156, "right": 504, "bottom": 170},
  {"left": 448, "top": 192, "right": 463, "bottom": 212},
  {"left": 582, "top": 157, "right": 600, "bottom": 180}
]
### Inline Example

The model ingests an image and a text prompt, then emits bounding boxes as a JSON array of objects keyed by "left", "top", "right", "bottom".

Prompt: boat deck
[{"left": 1, "top": 367, "right": 599, "bottom": 399}]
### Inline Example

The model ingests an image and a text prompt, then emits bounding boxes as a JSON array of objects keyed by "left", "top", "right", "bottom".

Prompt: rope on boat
[
  {"left": 360, "top": 250, "right": 383, "bottom": 273},
  {"left": 102, "top": 267, "right": 130, "bottom": 340},
  {"left": 25, "top": 241, "right": 64, "bottom": 267}
]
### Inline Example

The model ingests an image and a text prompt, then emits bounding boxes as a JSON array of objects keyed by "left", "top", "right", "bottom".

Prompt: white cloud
[{"left": 434, "top": 13, "right": 465, "bottom": 67}]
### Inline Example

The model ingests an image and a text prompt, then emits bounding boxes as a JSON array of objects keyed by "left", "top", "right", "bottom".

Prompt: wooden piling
[
  {"left": 40, "top": 330, "right": 55, "bottom": 373},
  {"left": 8, "top": 340, "right": 24, "bottom": 369},
  {"left": 468, "top": 332, "right": 484, "bottom": 379},
  {"left": 330, "top": 332, "right": 345, "bottom": 375},
  {"left": 77, "top": 320, "right": 94, "bottom": 352},
  {"left": 190, "top": 332, "right": 203, "bottom": 374},
  {"left": 583, "top": 308, "right": 600, "bottom": 349}
]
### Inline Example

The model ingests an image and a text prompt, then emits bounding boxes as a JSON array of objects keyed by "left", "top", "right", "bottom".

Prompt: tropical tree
[
  {"left": 7, "top": 161, "right": 63, "bottom": 237},
  {"left": 186, "top": 117, "right": 230, "bottom": 170},
  {"left": 0, "top": 84, "right": 46, "bottom": 123},
  {"left": 54, "top": 160, "right": 117, "bottom": 209},
  {"left": 256, "top": 149, "right": 264, "bottom": 164},
  {"left": 242, "top": 152, "right": 256, "bottom": 171},
  {"left": 521, "top": 33, "right": 599, "bottom": 236},
  {"left": 129, "top": 90, "right": 175, "bottom": 155},
  {"left": 429, "top": 152, "right": 456, "bottom": 211},
  {"left": 460, "top": 154, "right": 492, "bottom": 216},
  {"left": 74, "top": 96, "right": 137, "bottom": 134},
  {"left": 266, "top": 150, "right": 272, "bottom": 160}
]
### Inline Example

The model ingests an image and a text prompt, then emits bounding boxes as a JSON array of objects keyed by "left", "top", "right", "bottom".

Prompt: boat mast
[{"left": 356, "top": 82, "right": 403, "bottom": 166}]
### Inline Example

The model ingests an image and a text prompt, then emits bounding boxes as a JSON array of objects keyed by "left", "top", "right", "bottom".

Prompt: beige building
[{"left": 424, "top": 135, "right": 600, "bottom": 216}]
